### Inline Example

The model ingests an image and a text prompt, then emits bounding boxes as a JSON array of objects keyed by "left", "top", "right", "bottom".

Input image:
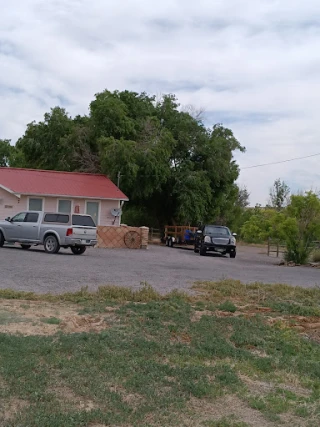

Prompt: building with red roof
[{"left": 0, "top": 168, "right": 128, "bottom": 226}]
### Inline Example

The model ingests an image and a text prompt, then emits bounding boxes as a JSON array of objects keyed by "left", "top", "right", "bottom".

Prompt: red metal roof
[{"left": 0, "top": 168, "right": 128, "bottom": 200}]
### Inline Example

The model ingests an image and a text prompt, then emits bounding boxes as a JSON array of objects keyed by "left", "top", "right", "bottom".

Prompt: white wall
[{"left": 0, "top": 190, "right": 122, "bottom": 226}]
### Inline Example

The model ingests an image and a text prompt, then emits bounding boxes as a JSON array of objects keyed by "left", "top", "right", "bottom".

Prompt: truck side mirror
[
  {"left": 232, "top": 233, "right": 237, "bottom": 237},
  {"left": 5, "top": 217, "right": 11, "bottom": 222},
  {"left": 196, "top": 230, "right": 202, "bottom": 234}
]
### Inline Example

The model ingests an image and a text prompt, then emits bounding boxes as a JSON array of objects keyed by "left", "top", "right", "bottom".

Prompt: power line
[{"left": 242, "top": 152, "right": 320, "bottom": 170}]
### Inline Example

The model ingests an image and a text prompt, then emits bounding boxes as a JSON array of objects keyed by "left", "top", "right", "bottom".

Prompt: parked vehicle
[
  {"left": 194, "top": 225, "right": 237, "bottom": 258},
  {"left": 0, "top": 211, "right": 97, "bottom": 255},
  {"left": 164, "top": 226, "right": 198, "bottom": 247}
]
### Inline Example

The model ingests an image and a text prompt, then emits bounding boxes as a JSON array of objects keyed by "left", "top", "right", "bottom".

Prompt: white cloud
[{"left": 1, "top": 0, "right": 320, "bottom": 204}]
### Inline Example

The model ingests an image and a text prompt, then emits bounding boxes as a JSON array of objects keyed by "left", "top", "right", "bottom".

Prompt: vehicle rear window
[
  {"left": 44, "top": 214, "right": 69, "bottom": 223},
  {"left": 72, "top": 215, "right": 96, "bottom": 227}
]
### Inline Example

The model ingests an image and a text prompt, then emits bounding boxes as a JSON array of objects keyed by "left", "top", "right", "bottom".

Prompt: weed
[
  {"left": 218, "top": 301, "right": 237, "bottom": 313},
  {"left": 41, "top": 317, "right": 61, "bottom": 325},
  {"left": 311, "top": 249, "right": 320, "bottom": 263}
]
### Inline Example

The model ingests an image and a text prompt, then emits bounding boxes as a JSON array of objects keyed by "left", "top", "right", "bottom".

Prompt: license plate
[
  {"left": 81, "top": 239, "right": 91, "bottom": 244},
  {"left": 215, "top": 248, "right": 224, "bottom": 253}
]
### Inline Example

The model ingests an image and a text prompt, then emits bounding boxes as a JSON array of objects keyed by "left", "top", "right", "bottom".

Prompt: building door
[{"left": 86, "top": 201, "right": 99, "bottom": 225}]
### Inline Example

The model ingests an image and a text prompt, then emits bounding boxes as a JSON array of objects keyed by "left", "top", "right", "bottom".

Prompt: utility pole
[{"left": 117, "top": 171, "right": 121, "bottom": 188}]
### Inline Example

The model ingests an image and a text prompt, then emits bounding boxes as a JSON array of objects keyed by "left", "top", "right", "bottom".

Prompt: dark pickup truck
[{"left": 194, "top": 225, "right": 237, "bottom": 258}]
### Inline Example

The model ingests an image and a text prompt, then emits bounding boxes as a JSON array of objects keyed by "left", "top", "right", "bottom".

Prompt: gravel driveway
[{"left": 1, "top": 244, "right": 319, "bottom": 294}]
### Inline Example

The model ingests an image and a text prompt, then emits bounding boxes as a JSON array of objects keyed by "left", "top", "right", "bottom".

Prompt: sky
[{"left": 1, "top": 0, "right": 320, "bottom": 205}]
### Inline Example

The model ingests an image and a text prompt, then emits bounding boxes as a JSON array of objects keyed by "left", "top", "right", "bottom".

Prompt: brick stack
[{"left": 96, "top": 225, "right": 149, "bottom": 249}]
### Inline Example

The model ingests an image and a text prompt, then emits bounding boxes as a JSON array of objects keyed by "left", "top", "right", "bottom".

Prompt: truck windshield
[
  {"left": 72, "top": 215, "right": 96, "bottom": 227},
  {"left": 204, "top": 226, "right": 230, "bottom": 236}
]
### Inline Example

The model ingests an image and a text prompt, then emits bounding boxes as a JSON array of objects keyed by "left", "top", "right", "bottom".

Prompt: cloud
[{"left": 0, "top": 0, "right": 320, "bottom": 204}]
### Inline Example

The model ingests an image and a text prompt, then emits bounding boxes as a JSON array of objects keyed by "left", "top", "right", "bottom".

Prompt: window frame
[{"left": 28, "top": 197, "right": 44, "bottom": 212}]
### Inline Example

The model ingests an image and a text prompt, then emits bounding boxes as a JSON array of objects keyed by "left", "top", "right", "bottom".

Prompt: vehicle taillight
[{"left": 66, "top": 228, "right": 73, "bottom": 236}]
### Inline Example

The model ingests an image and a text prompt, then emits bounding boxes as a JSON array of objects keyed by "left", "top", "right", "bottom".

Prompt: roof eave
[
  {"left": 0, "top": 184, "right": 21, "bottom": 198},
  {"left": 18, "top": 192, "right": 129, "bottom": 202}
]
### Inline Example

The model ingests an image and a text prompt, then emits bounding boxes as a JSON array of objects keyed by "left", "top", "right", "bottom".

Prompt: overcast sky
[{"left": 1, "top": 0, "right": 320, "bottom": 205}]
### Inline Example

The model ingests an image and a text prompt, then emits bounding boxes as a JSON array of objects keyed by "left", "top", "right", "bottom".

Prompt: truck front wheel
[{"left": 199, "top": 246, "right": 207, "bottom": 256}]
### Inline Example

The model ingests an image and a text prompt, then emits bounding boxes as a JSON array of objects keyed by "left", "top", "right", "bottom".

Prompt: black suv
[{"left": 194, "top": 225, "right": 237, "bottom": 258}]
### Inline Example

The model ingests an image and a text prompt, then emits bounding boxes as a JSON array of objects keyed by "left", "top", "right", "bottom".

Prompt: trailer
[{"left": 164, "top": 225, "right": 198, "bottom": 248}]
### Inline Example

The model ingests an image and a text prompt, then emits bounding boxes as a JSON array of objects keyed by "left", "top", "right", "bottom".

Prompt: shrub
[{"left": 311, "top": 250, "right": 320, "bottom": 263}]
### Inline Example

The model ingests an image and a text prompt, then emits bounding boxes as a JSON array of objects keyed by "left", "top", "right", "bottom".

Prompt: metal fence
[{"left": 267, "top": 239, "right": 320, "bottom": 257}]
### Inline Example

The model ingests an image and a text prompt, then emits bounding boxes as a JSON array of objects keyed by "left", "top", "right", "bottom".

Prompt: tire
[
  {"left": 199, "top": 246, "right": 206, "bottom": 256},
  {"left": 44, "top": 235, "right": 60, "bottom": 254},
  {"left": 165, "top": 238, "right": 169, "bottom": 247},
  {"left": 169, "top": 238, "right": 174, "bottom": 248},
  {"left": 230, "top": 251, "right": 236, "bottom": 259},
  {"left": 71, "top": 246, "right": 87, "bottom": 255},
  {"left": 0, "top": 232, "right": 4, "bottom": 248},
  {"left": 194, "top": 245, "right": 199, "bottom": 253},
  {"left": 21, "top": 244, "right": 31, "bottom": 250}
]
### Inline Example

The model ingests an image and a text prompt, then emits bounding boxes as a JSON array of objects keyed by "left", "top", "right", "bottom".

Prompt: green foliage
[
  {"left": 269, "top": 178, "right": 290, "bottom": 210},
  {"left": 218, "top": 301, "right": 237, "bottom": 313},
  {"left": 241, "top": 192, "right": 320, "bottom": 263},
  {"left": 9, "top": 90, "right": 245, "bottom": 228},
  {"left": 41, "top": 317, "right": 61, "bottom": 325},
  {"left": 284, "top": 192, "right": 320, "bottom": 263},
  {"left": 311, "top": 249, "right": 320, "bottom": 263},
  {"left": 0, "top": 139, "right": 13, "bottom": 166}
]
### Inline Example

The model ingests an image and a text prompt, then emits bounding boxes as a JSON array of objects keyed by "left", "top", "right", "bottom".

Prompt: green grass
[
  {"left": 40, "top": 317, "right": 61, "bottom": 325},
  {"left": 218, "top": 300, "right": 237, "bottom": 313},
  {"left": 0, "top": 280, "right": 320, "bottom": 426}
]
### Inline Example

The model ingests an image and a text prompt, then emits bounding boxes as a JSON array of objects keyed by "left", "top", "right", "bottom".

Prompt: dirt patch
[
  {"left": 0, "top": 398, "right": 29, "bottom": 422},
  {"left": 267, "top": 314, "right": 320, "bottom": 344},
  {"left": 187, "top": 395, "right": 275, "bottom": 427},
  {"left": 109, "top": 385, "right": 144, "bottom": 408},
  {"left": 239, "top": 374, "right": 311, "bottom": 398},
  {"left": 191, "top": 310, "right": 214, "bottom": 322},
  {"left": 52, "top": 385, "right": 98, "bottom": 412},
  {"left": 0, "top": 300, "right": 117, "bottom": 336}
]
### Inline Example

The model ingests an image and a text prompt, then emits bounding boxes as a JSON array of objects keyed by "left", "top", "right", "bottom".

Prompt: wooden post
[
  {"left": 267, "top": 238, "right": 270, "bottom": 256},
  {"left": 276, "top": 241, "right": 279, "bottom": 258}
]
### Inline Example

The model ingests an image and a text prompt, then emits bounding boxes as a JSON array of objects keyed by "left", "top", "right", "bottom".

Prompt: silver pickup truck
[{"left": 0, "top": 211, "right": 97, "bottom": 255}]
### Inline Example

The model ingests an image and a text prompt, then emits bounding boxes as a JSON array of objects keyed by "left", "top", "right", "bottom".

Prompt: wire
[{"left": 242, "top": 152, "right": 320, "bottom": 170}]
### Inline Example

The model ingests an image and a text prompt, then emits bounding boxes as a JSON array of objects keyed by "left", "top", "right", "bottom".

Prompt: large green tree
[
  {"left": 11, "top": 90, "right": 245, "bottom": 228},
  {"left": 0, "top": 139, "right": 13, "bottom": 167}
]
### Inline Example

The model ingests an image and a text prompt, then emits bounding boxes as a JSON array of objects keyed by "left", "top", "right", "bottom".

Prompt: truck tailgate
[{"left": 72, "top": 226, "right": 96, "bottom": 240}]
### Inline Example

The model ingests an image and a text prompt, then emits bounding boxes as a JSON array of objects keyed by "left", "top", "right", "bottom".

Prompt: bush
[{"left": 311, "top": 250, "right": 320, "bottom": 263}]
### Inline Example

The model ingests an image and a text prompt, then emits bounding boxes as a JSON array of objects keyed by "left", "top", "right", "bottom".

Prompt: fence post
[
  {"left": 267, "top": 238, "right": 270, "bottom": 256},
  {"left": 276, "top": 241, "right": 279, "bottom": 258}
]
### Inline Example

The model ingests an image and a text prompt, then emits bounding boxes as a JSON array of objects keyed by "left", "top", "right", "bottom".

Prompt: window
[
  {"left": 204, "top": 226, "right": 230, "bottom": 236},
  {"left": 58, "top": 200, "right": 72, "bottom": 213},
  {"left": 72, "top": 215, "right": 96, "bottom": 227},
  {"left": 25, "top": 213, "right": 39, "bottom": 223},
  {"left": 29, "top": 198, "right": 43, "bottom": 211},
  {"left": 11, "top": 212, "right": 26, "bottom": 223},
  {"left": 85, "top": 201, "right": 99, "bottom": 225},
  {"left": 44, "top": 214, "right": 69, "bottom": 224}
]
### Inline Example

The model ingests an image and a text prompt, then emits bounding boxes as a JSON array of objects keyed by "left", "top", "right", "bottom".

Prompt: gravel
[{"left": 1, "top": 244, "right": 319, "bottom": 294}]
